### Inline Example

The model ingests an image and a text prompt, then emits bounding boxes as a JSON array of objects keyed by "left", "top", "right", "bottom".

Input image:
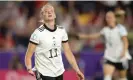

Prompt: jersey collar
[{"left": 43, "top": 24, "right": 57, "bottom": 32}]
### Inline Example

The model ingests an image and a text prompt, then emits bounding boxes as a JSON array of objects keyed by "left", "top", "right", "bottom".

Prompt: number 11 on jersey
[{"left": 49, "top": 48, "right": 58, "bottom": 58}]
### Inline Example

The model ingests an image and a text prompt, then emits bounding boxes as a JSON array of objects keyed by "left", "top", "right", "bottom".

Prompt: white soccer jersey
[
  {"left": 100, "top": 24, "right": 132, "bottom": 62},
  {"left": 29, "top": 24, "right": 68, "bottom": 77}
]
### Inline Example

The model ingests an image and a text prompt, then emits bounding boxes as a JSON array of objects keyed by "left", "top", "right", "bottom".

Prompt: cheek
[
  {"left": 106, "top": 19, "right": 110, "bottom": 23},
  {"left": 43, "top": 15, "right": 46, "bottom": 18},
  {"left": 52, "top": 13, "right": 56, "bottom": 18},
  {"left": 43, "top": 15, "right": 48, "bottom": 19},
  {"left": 106, "top": 17, "right": 110, "bottom": 21},
  {"left": 45, "top": 14, "right": 49, "bottom": 17},
  {"left": 107, "top": 18, "right": 114, "bottom": 22},
  {"left": 113, "top": 18, "right": 116, "bottom": 22}
]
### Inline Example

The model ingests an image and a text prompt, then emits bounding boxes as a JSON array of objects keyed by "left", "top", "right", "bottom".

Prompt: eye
[{"left": 45, "top": 11, "right": 48, "bottom": 13}]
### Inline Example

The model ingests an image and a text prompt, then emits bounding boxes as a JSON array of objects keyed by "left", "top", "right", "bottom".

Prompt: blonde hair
[
  {"left": 39, "top": 3, "right": 54, "bottom": 23},
  {"left": 106, "top": 11, "right": 115, "bottom": 16}
]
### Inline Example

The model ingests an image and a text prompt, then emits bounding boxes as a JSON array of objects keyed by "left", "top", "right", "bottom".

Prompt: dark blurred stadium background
[{"left": 0, "top": 1, "right": 133, "bottom": 80}]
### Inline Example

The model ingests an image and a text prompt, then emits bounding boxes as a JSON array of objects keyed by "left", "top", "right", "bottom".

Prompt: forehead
[
  {"left": 106, "top": 12, "right": 115, "bottom": 17},
  {"left": 43, "top": 5, "right": 54, "bottom": 11}
]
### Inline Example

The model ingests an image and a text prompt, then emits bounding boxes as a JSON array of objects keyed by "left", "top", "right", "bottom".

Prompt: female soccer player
[
  {"left": 25, "top": 3, "right": 84, "bottom": 80},
  {"left": 79, "top": 11, "right": 131, "bottom": 80}
]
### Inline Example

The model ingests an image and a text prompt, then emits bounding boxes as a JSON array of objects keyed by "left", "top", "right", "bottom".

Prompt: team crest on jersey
[
  {"left": 31, "top": 34, "right": 37, "bottom": 40},
  {"left": 52, "top": 41, "right": 57, "bottom": 47}
]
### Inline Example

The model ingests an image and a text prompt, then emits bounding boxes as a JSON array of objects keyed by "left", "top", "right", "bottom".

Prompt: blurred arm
[
  {"left": 78, "top": 33, "right": 101, "bottom": 40},
  {"left": 122, "top": 36, "right": 129, "bottom": 54},
  {"left": 25, "top": 42, "right": 37, "bottom": 70},
  {"left": 62, "top": 42, "right": 80, "bottom": 72}
]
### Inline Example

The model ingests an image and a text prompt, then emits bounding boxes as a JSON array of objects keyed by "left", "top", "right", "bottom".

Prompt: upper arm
[
  {"left": 121, "top": 36, "right": 128, "bottom": 44},
  {"left": 26, "top": 30, "right": 39, "bottom": 57},
  {"left": 62, "top": 42, "right": 71, "bottom": 53},
  {"left": 119, "top": 25, "right": 128, "bottom": 37},
  {"left": 25, "top": 42, "right": 37, "bottom": 58},
  {"left": 61, "top": 28, "right": 70, "bottom": 52},
  {"left": 26, "top": 42, "right": 36, "bottom": 58},
  {"left": 90, "top": 28, "right": 105, "bottom": 39},
  {"left": 93, "top": 33, "right": 102, "bottom": 39},
  {"left": 119, "top": 25, "right": 128, "bottom": 43},
  {"left": 27, "top": 42, "right": 37, "bottom": 52}
]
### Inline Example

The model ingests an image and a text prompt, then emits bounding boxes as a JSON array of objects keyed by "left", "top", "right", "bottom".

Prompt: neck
[
  {"left": 109, "top": 23, "right": 116, "bottom": 28},
  {"left": 45, "top": 20, "right": 55, "bottom": 29}
]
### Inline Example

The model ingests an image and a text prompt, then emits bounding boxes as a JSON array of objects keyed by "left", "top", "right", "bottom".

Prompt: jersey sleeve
[
  {"left": 62, "top": 29, "right": 68, "bottom": 43},
  {"left": 29, "top": 30, "right": 40, "bottom": 45},
  {"left": 100, "top": 28, "right": 105, "bottom": 35},
  {"left": 119, "top": 25, "right": 128, "bottom": 37}
]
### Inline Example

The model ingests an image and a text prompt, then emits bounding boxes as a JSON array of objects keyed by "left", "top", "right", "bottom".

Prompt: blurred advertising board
[{"left": 0, "top": 70, "right": 78, "bottom": 80}]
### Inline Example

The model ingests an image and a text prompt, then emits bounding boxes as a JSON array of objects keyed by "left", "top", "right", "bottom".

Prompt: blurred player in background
[
  {"left": 78, "top": 11, "right": 131, "bottom": 80},
  {"left": 25, "top": 3, "right": 84, "bottom": 80}
]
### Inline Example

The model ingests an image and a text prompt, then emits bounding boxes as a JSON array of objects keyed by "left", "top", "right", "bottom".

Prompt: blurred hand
[
  {"left": 77, "top": 70, "right": 85, "bottom": 80},
  {"left": 28, "top": 69, "right": 35, "bottom": 76}
]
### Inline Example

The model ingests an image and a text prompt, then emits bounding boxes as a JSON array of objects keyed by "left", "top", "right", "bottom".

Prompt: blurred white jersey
[
  {"left": 100, "top": 24, "right": 132, "bottom": 62},
  {"left": 29, "top": 24, "right": 68, "bottom": 77}
]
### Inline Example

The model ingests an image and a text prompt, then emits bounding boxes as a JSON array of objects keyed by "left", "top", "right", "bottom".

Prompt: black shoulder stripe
[
  {"left": 38, "top": 28, "right": 43, "bottom": 32},
  {"left": 62, "top": 40, "right": 68, "bottom": 43},
  {"left": 29, "top": 41, "right": 39, "bottom": 45},
  {"left": 38, "top": 26, "right": 45, "bottom": 32}
]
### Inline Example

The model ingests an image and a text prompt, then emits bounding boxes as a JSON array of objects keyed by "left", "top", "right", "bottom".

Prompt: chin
[
  {"left": 45, "top": 17, "right": 55, "bottom": 21},
  {"left": 48, "top": 18, "right": 55, "bottom": 21}
]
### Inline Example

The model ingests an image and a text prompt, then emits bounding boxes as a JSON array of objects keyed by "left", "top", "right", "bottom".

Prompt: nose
[{"left": 48, "top": 11, "right": 51, "bottom": 14}]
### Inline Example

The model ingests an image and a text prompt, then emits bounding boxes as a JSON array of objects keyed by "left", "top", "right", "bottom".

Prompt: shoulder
[
  {"left": 37, "top": 25, "right": 45, "bottom": 32},
  {"left": 117, "top": 24, "right": 127, "bottom": 31},
  {"left": 32, "top": 25, "right": 44, "bottom": 35},
  {"left": 117, "top": 24, "right": 128, "bottom": 36},
  {"left": 117, "top": 24, "right": 126, "bottom": 29},
  {"left": 56, "top": 25, "right": 64, "bottom": 29},
  {"left": 102, "top": 26, "right": 109, "bottom": 31}
]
